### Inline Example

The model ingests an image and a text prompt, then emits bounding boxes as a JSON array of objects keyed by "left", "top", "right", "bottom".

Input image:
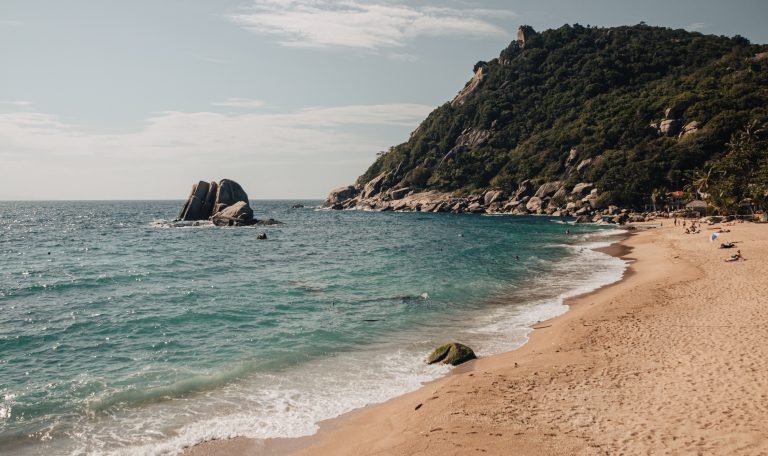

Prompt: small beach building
[
  {"left": 686, "top": 199, "right": 708, "bottom": 216},
  {"left": 666, "top": 191, "right": 685, "bottom": 211}
]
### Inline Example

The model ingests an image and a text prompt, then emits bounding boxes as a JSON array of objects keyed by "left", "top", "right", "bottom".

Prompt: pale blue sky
[{"left": 1, "top": 0, "right": 766, "bottom": 200}]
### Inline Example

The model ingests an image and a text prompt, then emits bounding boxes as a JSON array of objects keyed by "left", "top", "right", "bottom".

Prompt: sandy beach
[{"left": 184, "top": 221, "right": 767, "bottom": 456}]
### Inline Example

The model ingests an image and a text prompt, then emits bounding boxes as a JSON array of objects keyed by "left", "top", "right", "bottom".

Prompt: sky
[{"left": 1, "top": 0, "right": 767, "bottom": 200}]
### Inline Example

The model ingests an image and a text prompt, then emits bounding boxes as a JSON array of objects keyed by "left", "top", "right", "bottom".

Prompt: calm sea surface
[{"left": 0, "top": 201, "right": 625, "bottom": 455}]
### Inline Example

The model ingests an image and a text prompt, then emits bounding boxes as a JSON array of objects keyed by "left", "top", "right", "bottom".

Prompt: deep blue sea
[{"left": 0, "top": 201, "right": 626, "bottom": 455}]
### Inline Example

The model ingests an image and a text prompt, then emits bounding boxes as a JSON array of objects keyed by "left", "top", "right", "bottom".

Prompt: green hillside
[{"left": 355, "top": 23, "right": 768, "bottom": 212}]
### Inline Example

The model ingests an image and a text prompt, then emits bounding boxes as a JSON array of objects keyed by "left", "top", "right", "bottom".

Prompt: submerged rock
[
  {"left": 426, "top": 342, "right": 477, "bottom": 366},
  {"left": 256, "top": 218, "right": 284, "bottom": 225}
]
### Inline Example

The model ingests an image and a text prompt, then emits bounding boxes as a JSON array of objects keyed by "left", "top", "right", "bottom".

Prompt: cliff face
[{"left": 326, "top": 24, "right": 768, "bottom": 215}]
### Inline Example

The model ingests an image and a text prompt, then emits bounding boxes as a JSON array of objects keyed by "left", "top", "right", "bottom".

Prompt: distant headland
[{"left": 324, "top": 24, "right": 768, "bottom": 222}]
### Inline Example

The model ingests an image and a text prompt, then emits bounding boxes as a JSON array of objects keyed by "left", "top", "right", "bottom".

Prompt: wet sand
[{"left": 183, "top": 221, "right": 768, "bottom": 455}]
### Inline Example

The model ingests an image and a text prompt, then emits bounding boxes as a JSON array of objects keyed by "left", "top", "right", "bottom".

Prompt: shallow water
[{"left": 0, "top": 201, "right": 626, "bottom": 455}]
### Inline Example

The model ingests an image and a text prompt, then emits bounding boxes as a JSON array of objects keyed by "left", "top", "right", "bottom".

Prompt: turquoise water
[{"left": 0, "top": 201, "right": 625, "bottom": 455}]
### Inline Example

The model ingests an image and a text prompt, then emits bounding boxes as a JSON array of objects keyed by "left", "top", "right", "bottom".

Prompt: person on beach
[{"left": 725, "top": 250, "right": 745, "bottom": 262}]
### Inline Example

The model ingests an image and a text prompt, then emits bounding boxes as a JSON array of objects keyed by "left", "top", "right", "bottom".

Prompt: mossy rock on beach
[{"left": 426, "top": 343, "right": 476, "bottom": 366}]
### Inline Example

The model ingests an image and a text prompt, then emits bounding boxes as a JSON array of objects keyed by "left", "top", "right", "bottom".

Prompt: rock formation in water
[{"left": 177, "top": 179, "right": 257, "bottom": 226}]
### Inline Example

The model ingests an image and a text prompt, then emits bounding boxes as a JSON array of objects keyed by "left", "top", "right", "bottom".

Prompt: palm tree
[
  {"left": 691, "top": 166, "right": 716, "bottom": 200},
  {"left": 650, "top": 187, "right": 667, "bottom": 212}
]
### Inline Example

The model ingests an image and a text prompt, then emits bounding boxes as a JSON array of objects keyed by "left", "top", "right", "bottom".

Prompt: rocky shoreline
[{"left": 322, "top": 179, "right": 654, "bottom": 225}]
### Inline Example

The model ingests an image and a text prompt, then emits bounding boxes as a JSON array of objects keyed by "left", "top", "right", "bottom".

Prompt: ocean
[{"left": 0, "top": 200, "right": 626, "bottom": 455}]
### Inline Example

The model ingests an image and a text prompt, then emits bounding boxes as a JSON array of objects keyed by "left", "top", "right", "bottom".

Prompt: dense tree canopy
[{"left": 358, "top": 24, "right": 768, "bottom": 210}]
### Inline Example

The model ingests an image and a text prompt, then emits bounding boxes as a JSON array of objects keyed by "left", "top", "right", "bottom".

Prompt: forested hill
[{"left": 332, "top": 24, "right": 768, "bottom": 213}]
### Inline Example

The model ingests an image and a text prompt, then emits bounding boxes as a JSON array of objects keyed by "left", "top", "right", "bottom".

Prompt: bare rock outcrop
[
  {"left": 456, "top": 128, "right": 492, "bottom": 149},
  {"left": 576, "top": 157, "right": 594, "bottom": 173},
  {"left": 389, "top": 187, "right": 410, "bottom": 200},
  {"left": 565, "top": 147, "right": 579, "bottom": 167},
  {"left": 680, "top": 120, "right": 701, "bottom": 138},
  {"left": 660, "top": 119, "right": 682, "bottom": 136},
  {"left": 534, "top": 181, "right": 562, "bottom": 199},
  {"left": 517, "top": 25, "right": 536, "bottom": 47},
  {"left": 513, "top": 180, "right": 534, "bottom": 200},
  {"left": 324, "top": 185, "right": 359, "bottom": 208},
  {"left": 362, "top": 172, "right": 390, "bottom": 199},
  {"left": 484, "top": 190, "right": 505, "bottom": 206},
  {"left": 451, "top": 62, "right": 489, "bottom": 107},
  {"left": 571, "top": 182, "right": 594, "bottom": 197},
  {"left": 526, "top": 196, "right": 544, "bottom": 212}
]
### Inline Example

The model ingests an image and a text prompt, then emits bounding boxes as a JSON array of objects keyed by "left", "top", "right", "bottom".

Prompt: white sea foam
[
  {"left": 66, "top": 349, "right": 451, "bottom": 456},
  {"left": 49, "top": 229, "right": 628, "bottom": 456},
  {"left": 459, "top": 230, "right": 627, "bottom": 356},
  {"left": 149, "top": 220, "right": 215, "bottom": 229}
]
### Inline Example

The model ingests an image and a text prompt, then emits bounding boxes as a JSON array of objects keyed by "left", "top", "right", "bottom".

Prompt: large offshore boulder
[
  {"left": 178, "top": 181, "right": 211, "bottom": 221},
  {"left": 214, "top": 179, "right": 250, "bottom": 213},
  {"left": 426, "top": 342, "right": 477, "bottom": 366},
  {"left": 177, "top": 178, "right": 254, "bottom": 223},
  {"left": 201, "top": 180, "right": 219, "bottom": 219},
  {"left": 211, "top": 201, "right": 254, "bottom": 226}
]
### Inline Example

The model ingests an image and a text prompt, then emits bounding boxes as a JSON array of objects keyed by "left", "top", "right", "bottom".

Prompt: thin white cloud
[
  {"left": 0, "top": 103, "right": 434, "bottom": 198},
  {"left": 0, "top": 100, "right": 32, "bottom": 106},
  {"left": 229, "top": 1, "right": 514, "bottom": 49},
  {"left": 0, "top": 20, "right": 23, "bottom": 27},
  {"left": 0, "top": 103, "right": 433, "bottom": 160},
  {"left": 212, "top": 98, "right": 267, "bottom": 109},
  {"left": 685, "top": 22, "right": 706, "bottom": 32}
]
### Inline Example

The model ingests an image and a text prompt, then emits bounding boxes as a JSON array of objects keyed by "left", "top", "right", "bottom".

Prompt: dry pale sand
[{"left": 183, "top": 221, "right": 768, "bottom": 456}]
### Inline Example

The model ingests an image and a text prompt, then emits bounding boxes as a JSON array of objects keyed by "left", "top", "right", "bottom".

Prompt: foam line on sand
[{"left": 183, "top": 221, "right": 768, "bottom": 456}]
